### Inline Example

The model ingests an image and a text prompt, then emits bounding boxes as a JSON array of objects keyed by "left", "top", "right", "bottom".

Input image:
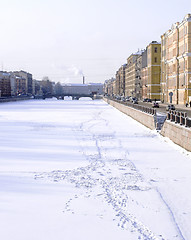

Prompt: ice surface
[{"left": 0, "top": 99, "right": 191, "bottom": 240}]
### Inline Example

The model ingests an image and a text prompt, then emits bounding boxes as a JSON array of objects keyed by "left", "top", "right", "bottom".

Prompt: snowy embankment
[{"left": 0, "top": 98, "right": 191, "bottom": 240}]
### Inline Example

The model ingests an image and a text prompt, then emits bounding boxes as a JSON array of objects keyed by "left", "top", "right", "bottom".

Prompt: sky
[{"left": 0, "top": 0, "right": 190, "bottom": 84}]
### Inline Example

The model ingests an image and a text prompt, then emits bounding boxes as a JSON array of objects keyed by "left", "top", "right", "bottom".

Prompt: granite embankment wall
[
  {"left": 103, "top": 98, "right": 155, "bottom": 130},
  {"left": 104, "top": 97, "right": 191, "bottom": 151},
  {"left": 160, "top": 121, "right": 191, "bottom": 151}
]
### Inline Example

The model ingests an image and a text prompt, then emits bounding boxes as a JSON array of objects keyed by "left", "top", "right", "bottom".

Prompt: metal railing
[
  {"left": 108, "top": 97, "right": 156, "bottom": 115},
  {"left": 106, "top": 97, "right": 191, "bottom": 129},
  {"left": 167, "top": 110, "right": 191, "bottom": 128},
  {"left": 106, "top": 97, "right": 169, "bottom": 130}
]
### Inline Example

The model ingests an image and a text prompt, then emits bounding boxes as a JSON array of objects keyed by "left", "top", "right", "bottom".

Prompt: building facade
[
  {"left": 0, "top": 72, "right": 20, "bottom": 97},
  {"left": 147, "top": 41, "right": 161, "bottom": 100},
  {"left": 125, "top": 52, "right": 142, "bottom": 98},
  {"left": 0, "top": 72, "right": 11, "bottom": 97},
  {"left": 13, "top": 70, "right": 34, "bottom": 95},
  {"left": 104, "top": 78, "right": 115, "bottom": 96},
  {"left": 136, "top": 54, "right": 142, "bottom": 99},
  {"left": 115, "top": 64, "right": 127, "bottom": 97},
  {"left": 161, "top": 14, "right": 191, "bottom": 104},
  {"left": 15, "top": 76, "right": 27, "bottom": 95},
  {"left": 62, "top": 83, "right": 103, "bottom": 96},
  {"left": 141, "top": 49, "right": 148, "bottom": 99}
]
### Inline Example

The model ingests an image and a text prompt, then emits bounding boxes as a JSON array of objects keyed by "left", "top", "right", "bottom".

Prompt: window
[
  {"left": 173, "top": 64, "right": 176, "bottom": 72},
  {"left": 154, "top": 47, "right": 157, "bottom": 53},
  {"left": 154, "top": 57, "right": 157, "bottom": 63},
  {"left": 173, "top": 48, "right": 176, "bottom": 57}
]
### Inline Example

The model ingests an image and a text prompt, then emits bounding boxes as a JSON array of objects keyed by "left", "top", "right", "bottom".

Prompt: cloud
[{"left": 51, "top": 63, "right": 84, "bottom": 83}]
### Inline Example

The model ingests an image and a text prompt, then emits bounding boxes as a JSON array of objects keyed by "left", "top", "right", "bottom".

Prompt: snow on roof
[
  {"left": 0, "top": 71, "right": 10, "bottom": 77},
  {"left": 88, "top": 83, "right": 103, "bottom": 85}
]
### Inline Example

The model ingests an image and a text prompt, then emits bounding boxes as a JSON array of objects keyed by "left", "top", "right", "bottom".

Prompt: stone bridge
[
  {"left": 36, "top": 93, "right": 95, "bottom": 100},
  {"left": 55, "top": 93, "right": 95, "bottom": 100}
]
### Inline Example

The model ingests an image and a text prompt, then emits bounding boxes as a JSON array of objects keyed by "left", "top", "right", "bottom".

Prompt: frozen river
[{"left": 0, "top": 98, "right": 191, "bottom": 240}]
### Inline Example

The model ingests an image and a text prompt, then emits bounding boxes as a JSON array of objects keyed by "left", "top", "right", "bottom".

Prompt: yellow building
[
  {"left": 147, "top": 41, "right": 161, "bottom": 100},
  {"left": 161, "top": 14, "right": 191, "bottom": 104},
  {"left": 124, "top": 45, "right": 160, "bottom": 100}
]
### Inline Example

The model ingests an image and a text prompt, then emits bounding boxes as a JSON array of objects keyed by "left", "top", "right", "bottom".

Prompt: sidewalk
[
  {"left": 159, "top": 102, "right": 191, "bottom": 111},
  {"left": 175, "top": 104, "right": 191, "bottom": 111}
]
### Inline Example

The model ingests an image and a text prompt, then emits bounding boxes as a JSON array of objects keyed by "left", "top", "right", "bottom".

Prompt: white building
[{"left": 62, "top": 83, "right": 103, "bottom": 95}]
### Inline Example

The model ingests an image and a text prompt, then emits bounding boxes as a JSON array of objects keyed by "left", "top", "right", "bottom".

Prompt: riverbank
[
  {"left": 103, "top": 97, "right": 191, "bottom": 152},
  {"left": 0, "top": 96, "right": 33, "bottom": 103}
]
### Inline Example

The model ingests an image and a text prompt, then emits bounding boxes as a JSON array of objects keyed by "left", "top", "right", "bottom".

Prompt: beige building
[
  {"left": 136, "top": 54, "right": 143, "bottom": 99},
  {"left": 112, "top": 78, "right": 117, "bottom": 96},
  {"left": 116, "top": 64, "right": 127, "bottom": 96},
  {"left": 125, "top": 52, "right": 142, "bottom": 98},
  {"left": 115, "top": 70, "right": 120, "bottom": 96},
  {"left": 141, "top": 49, "right": 148, "bottom": 99},
  {"left": 104, "top": 78, "right": 116, "bottom": 96},
  {"left": 13, "top": 70, "right": 34, "bottom": 95},
  {"left": 161, "top": 14, "right": 191, "bottom": 104}
]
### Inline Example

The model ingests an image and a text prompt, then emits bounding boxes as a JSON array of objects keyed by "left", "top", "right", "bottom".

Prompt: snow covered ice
[{"left": 0, "top": 98, "right": 191, "bottom": 240}]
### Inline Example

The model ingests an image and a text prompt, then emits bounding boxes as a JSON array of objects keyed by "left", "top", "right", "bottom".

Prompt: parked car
[
  {"left": 152, "top": 102, "right": 159, "bottom": 108},
  {"left": 131, "top": 97, "right": 138, "bottom": 102},
  {"left": 133, "top": 99, "right": 138, "bottom": 104},
  {"left": 143, "top": 98, "right": 148, "bottom": 102},
  {"left": 115, "top": 95, "right": 121, "bottom": 100},
  {"left": 147, "top": 98, "right": 152, "bottom": 102},
  {"left": 166, "top": 104, "right": 175, "bottom": 111}
]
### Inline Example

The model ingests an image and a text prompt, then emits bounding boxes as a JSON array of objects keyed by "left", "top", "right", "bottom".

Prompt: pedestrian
[
  {"left": 190, "top": 101, "right": 191, "bottom": 107},
  {"left": 186, "top": 101, "right": 188, "bottom": 107}
]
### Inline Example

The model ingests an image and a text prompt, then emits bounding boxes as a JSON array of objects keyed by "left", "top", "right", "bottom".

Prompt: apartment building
[
  {"left": 116, "top": 64, "right": 127, "bottom": 96},
  {"left": 13, "top": 70, "right": 34, "bottom": 95},
  {"left": 112, "top": 78, "right": 117, "bottom": 96},
  {"left": 125, "top": 52, "right": 142, "bottom": 98},
  {"left": 104, "top": 78, "right": 115, "bottom": 96},
  {"left": 136, "top": 54, "right": 142, "bottom": 99},
  {"left": 0, "top": 72, "right": 11, "bottom": 97},
  {"left": 15, "top": 76, "right": 27, "bottom": 95},
  {"left": 104, "top": 43, "right": 160, "bottom": 100},
  {"left": 0, "top": 71, "right": 20, "bottom": 97},
  {"left": 141, "top": 49, "right": 148, "bottom": 99},
  {"left": 115, "top": 70, "right": 120, "bottom": 96},
  {"left": 147, "top": 41, "right": 161, "bottom": 100},
  {"left": 161, "top": 14, "right": 191, "bottom": 104}
]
